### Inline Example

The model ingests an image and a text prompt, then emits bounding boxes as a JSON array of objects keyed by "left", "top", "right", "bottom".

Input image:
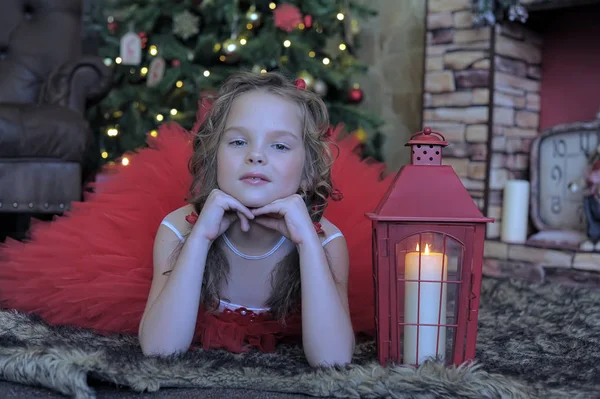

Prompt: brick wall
[
  {"left": 421, "top": 1, "right": 543, "bottom": 239},
  {"left": 486, "top": 23, "right": 543, "bottom": 238},
  {"left": 421, "top": 0, "right": 492, "bottom": 212}
]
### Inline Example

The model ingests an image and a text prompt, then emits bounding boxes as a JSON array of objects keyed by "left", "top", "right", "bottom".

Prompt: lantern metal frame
[{"left": 367, "top": 127, "right": 494, "bottom": 366}]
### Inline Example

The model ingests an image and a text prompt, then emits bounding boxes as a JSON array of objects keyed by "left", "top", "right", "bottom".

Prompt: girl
[{"left": 0, "top": 72, "right": 393, "bottom": 366}]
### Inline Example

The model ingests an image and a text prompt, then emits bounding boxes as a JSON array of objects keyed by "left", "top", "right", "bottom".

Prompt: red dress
[{"left": 0, "top": 122, "right": 393, "bottom": 353}]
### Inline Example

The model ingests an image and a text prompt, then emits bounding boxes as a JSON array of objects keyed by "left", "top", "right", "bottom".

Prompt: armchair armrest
[{"left": 39, "top": 55, "right": 113, "bottom": 114}]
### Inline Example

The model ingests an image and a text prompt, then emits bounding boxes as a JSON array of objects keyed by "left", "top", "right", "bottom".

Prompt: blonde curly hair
[{"left": 171, "top": 71, "right": 339, "bottom": 322}]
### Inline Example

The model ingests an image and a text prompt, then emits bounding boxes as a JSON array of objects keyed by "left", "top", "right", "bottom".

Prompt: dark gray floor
[{"left": 0, "top": 380, "right": 319, "bottom": 398}]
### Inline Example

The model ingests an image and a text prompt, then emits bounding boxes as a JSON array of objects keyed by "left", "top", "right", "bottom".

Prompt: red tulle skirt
[{"left": 0, "top": 122, "right": 393, "bottom": 353}]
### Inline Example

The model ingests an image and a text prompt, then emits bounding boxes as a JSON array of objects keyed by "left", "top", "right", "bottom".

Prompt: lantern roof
[
  {"left": 405, "top": 127, "right": 448, "bottom": 147},
  {"left": 367, "top": 164, "right": 494, "bottom": 224},
  {"left": 368, "top": 126, "right": 494, "bottom": 224}
]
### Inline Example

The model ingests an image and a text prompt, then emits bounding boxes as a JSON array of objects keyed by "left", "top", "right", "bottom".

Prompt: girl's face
[{"left": 216, "top": 90, "right": 306, "bottom": 208}]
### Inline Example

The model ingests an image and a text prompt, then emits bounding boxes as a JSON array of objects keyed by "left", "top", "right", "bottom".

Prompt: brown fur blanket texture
[{"left": 0, "top": 277, "right": 598, "bottom": 399}]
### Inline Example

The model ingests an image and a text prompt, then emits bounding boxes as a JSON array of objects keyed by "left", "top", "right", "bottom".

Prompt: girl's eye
[
  {"left": 273, "top": 144, "right": 289, "bottom": 151},
  {"left": 230, "top": 140, "right": 246, "bottom": 146}
]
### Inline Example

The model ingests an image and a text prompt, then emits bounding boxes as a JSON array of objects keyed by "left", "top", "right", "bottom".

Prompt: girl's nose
[{"left": 245, "top": 151, "right": 266, "bottom": 165}]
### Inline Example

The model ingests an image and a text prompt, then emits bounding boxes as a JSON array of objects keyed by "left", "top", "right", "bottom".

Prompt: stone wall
[
  {"left": 421, "top": 0, "right": 492, "bottom": 211},
  {"left": 485, "top": 22, "right": 543, "bottom": 238},
  {"left": 421, "top": 1, "right": 544, "bottom": 236},
  {"left": 420, "top": 0, "right": 600, "bottom": 284},
  {"left": 355, "top": 0, "right": 426, "bottom": 171}
]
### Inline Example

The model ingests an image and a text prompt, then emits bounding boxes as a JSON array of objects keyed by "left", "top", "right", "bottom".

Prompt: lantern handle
[{"left": 409, "top": 127, "right": 446, "bottom": 142}]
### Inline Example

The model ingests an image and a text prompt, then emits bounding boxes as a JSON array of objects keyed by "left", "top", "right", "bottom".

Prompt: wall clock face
[{"left": 530, "top": 120, "right": 600, "bottom": 232}]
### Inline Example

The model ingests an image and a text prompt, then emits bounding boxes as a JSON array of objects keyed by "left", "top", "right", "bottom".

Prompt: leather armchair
[{"left": 0, "top": 0, "right": 112, "bottom": 216}]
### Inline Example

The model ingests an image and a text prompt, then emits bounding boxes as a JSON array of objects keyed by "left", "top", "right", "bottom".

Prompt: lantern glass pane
[{"left": 395, "top": 232, "right": 464, "bottom": 365}]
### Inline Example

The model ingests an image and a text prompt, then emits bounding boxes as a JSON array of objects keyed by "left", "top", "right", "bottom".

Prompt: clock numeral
[
  {"left": 577, "top": 205, "right": 585, "bottom": 225},
  {"left": 551, "top": 196, "right": 562, "bottom": 214},
  {"left": 552, "top": 139, "right": 567, "bottom": 158},
  {"left": 551, "top": 165, "right": 562, "bottom": 186},
  {"left": 580, "top": 133, "right": 593, "bottom": 157}
]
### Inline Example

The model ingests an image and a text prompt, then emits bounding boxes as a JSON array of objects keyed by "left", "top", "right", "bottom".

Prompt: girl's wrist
[
  {"left": 188, "top": 225, "right": 215, "bottom": 248},
  {"left": 296, "top": 231, "right": 321, "bottom": 251}
]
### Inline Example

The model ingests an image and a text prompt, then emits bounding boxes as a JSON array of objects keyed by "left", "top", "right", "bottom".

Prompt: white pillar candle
[
  {"left": 403, "top": 244, "right": 448, "bottom": 365},
  {"left": 501, "top": 180, "right": 530, "bottom": 244}
]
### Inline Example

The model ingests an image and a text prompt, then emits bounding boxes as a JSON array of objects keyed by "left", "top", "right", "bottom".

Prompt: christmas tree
[{"left": 88, "top": 0, "right": 384, "bottom": 168}]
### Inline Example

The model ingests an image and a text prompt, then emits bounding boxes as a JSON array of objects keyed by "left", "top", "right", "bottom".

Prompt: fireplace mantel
[{"left": 522, "top": 0, "right": 600, "bottom": 11}]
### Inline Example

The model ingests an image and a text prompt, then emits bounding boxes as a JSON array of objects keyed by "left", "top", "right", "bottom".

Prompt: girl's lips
[
  {"left": 240, "top": 172, "right": 271, "bottom": 181},
  {"left": 241, "top": 177, "right": 269, "bottom": 185}
]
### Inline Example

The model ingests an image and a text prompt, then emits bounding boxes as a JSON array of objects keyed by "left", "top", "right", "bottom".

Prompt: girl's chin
[
  {"left": 237, "top": 196, "right": 272, "bottom": 209},
  {"left": 228, "top": 189, "right": 298, "bottom": 209},
  {"left": 237, "top": 193, "right": 291, "bottom": 209}
]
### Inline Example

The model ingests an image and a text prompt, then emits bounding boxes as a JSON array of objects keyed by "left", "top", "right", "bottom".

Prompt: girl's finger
[
  {"left": 252, "top": 202, "right": 282, "bottom": 217},
  {"left": 223, "top": 196, "right": 254, "bottom": 219},
  {"left": 238, "top": 212, "right": 250, "bottom": 232},
  {"left": 232, "top": 200, "right": 254, "bottom": 220}
]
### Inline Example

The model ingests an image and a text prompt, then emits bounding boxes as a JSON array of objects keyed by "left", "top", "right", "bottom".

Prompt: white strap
[
  {"left": 219, "top": 299, "right": 269, "bottom": 312},
  {"left": 322, "top": 232, "right": 343, "bottom": 247},
  {"left": 160, "top": 220, "right": 184, "bottom": 242}
]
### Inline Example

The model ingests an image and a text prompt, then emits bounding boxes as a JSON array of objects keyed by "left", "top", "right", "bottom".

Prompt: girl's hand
[
  {"left": 194, "top": 189, "right": 254, "bottom": 242},
  {"left": 251, "top": 194, "right": 316, "bottom": 245}
]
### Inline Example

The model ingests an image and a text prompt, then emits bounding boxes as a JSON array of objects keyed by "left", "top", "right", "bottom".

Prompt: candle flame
[{"left": 415, "top": 243, "right": 431, "bottom": 254}]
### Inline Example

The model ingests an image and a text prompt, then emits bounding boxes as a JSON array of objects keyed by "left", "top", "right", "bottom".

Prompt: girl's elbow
[
  {"left": 139, "top": 337, "right": 190, "bottom": 357},
  {"left": 305, "top": 333, "right": 355, "bottom": 367},
  {"left": 141, "top": 345, "right": 188, "bottom": 357}
]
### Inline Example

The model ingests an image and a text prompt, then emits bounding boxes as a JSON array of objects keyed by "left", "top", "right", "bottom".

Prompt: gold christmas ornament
[
  {"left": 354, "top": 127, "right": 367, "bottom": 143},
  {"left": 297, "top": 70, "right": 315, "bottom": 89},
  {"left": 221, "top": 37, "right": 242, "bottom": 63},
  {"left": 351, "top": 19, "right": 360, "bottom": 35},
  {"left": 222, "top": 38, "right": 240, "bottom": 55},
  {"left": 246, "top": 5, "right": 262, "bottom": 27}
]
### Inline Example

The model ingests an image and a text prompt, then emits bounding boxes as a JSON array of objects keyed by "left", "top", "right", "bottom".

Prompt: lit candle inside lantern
[{"left": 403, "top": 243, "right": 448, "bottom": 365}]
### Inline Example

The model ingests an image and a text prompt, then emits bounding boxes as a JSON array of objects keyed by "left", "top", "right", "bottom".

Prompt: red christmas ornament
[
  {"left": 273, "top": 3, "right": 303, "bottom": 32},
  {"left": 138, "top": 32, "right": 148, "bottom": 49},
  {"left": 294, "top": 78, "right": 307, "bottom": 90},
  {"left": 171, "top": 59, "right": 181, "bottom": 67},
  {"left": 304, "top": 15, "right": 313, "bottom": 28},
  {"left": 348, "top": 87, "right": 364, "bottom": 103},
  {"left": 108, "top": 21, "right": 118, "bottom": 34}
]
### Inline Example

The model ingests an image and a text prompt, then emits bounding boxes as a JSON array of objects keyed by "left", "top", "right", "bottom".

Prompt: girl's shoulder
[
  {"left": 160, "top": 204, "right": 196, "bottom": 240},
  {"left": 318, "top": 217, "right": 345, "bottom": 247}
]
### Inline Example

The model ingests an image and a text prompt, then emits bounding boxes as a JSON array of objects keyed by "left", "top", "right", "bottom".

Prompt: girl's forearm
[
  {"left": 297, "top": 239, "right": 355, "bottom": 367},
  {"left": 139, "top": 232, "right": 212, "bottom": 356}
]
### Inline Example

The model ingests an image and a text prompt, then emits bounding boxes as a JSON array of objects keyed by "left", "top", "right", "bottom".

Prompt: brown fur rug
[{"left": 0, "top": 277, "right": 598, "bottom": 399}]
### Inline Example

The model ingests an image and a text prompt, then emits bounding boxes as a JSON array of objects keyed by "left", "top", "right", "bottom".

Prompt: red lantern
[{"left": 366, "top": 127, "right": 494, "bottom": 367}]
